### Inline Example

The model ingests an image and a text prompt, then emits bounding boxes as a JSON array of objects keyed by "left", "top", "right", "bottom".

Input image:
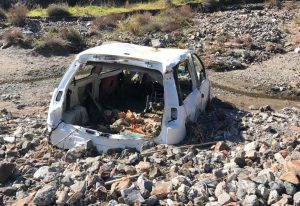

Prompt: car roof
[{"left": 76, "top": 42, "right": 193, "bottom": 73}]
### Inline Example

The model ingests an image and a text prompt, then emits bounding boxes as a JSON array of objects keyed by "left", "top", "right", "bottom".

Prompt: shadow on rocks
[{"left": 185, "top": 97, "right": 248, "bottom": 144}]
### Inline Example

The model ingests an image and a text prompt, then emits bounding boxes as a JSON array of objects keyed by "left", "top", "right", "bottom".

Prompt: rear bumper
[{"left": 50, "top": 123, "right": 147, "bottom": 152}]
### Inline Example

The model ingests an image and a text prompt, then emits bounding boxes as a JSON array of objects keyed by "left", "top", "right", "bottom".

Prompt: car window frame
[
  {"left": 173, "top": 58, "right": 198, "bottom": 104},
  {"left": 191, "top": 53, "right": 206, "bottom": 86}
]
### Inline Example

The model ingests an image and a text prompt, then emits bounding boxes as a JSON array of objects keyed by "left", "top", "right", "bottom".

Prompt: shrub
[
  {"left": 0, "top": 8, "right": 7, "bottom": 19},
  {"left": 47, "top": 4, "right": 71, "bottom": 18},
  {"left": 8, "top": 4, "right": 28, "bottom": 26},
  {"left": 93, "top": 13, "right": 124, "bottom": 30},
  {"left": 3, "top": 28, "right": 23, "bottom": 45},
  {"left": 118, "top": 12, "right": 153, "bottom": 35},
  {"left": 60, "top": 27, "right": 85, "bottom": 51},
  {"left": 157, "top": 5, "right": 193, "bottom": 32},
  {"left": 118, "top": 6, "right": 194, "bottom": 35},
  {"left": 265, "top": 0, "right": 282, "bottom": 8},
  {"left": 35, "top": 36, "right": 68, "bottom": 53},
  {"left": 235, "top": 35, "right": 254, "bottom": 49}
]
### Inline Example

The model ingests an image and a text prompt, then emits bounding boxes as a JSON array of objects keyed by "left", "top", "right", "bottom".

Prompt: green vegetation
[
  {"left": 47, "top": 4, "right": 71, "bottom": 17},
  {"left": 28, "top": 0, "right": 202, "bottom": 17},
  {"left": 8, "top": 4, "right": 28, "bottom": 26}
]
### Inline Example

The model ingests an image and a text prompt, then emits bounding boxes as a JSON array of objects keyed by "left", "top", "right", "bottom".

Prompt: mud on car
[{"left": 47, "top": 42, "right": 211, "bottom": 152}]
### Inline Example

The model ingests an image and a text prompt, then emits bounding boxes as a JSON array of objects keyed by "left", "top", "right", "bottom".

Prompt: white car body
[{"left": 47, "top": 42, "right": 211, "bottom": 152}]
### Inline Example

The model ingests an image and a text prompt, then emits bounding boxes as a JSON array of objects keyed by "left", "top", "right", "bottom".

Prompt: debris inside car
[{"left": 47, "top": 42, "right": 211, "bottom": 152}]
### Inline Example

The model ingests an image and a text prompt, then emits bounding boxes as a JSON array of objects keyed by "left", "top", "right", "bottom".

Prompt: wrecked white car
[{"left": 47, "top": 42, "right": 211, "bottom": 152}]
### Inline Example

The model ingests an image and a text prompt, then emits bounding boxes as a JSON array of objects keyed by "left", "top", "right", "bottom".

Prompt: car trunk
[{"left": 61, "top": 62, "right": 164, "bottom": 139}]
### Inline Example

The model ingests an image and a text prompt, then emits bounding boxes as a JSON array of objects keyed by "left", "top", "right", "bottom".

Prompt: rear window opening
[{"left": 61, "top": 62, "right": 164, "bottom": 139}]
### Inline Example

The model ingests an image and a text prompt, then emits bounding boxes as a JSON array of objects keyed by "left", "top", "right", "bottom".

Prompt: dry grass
[
  {"left": 35, "top": 27, "right": 85, "bottom": 53},
  {"left": 47, "top": 4, "right": 71, "bottom": 17},
  {"left": 0, "top": 8, "right": 7, "bottom": 19},
  {"left": 3, "top": 28, "right": 23, "bottom": 44},
  {"left": 60, "top": 27, "right": 85, "bottom": 51},
  {"left": 118, "top": 5, "right": 194, "bottom": 35},
  {"left": 118, "top": 12, "right": 154, "bottom": 35},
  {"left": 35, "top": 36, "right": 68, "bottom": 52},
  {"left": 93, "top": 13, "right": 124, "bottom": 30},
  {"left": 235, "top": 35, "right": 254, "bottom": 49},
  {"left": 265, "top": 0, "right": 282, "bottom": 8},
  {"left": 8, "top": 4, "right": 28, "bottom": 26}
]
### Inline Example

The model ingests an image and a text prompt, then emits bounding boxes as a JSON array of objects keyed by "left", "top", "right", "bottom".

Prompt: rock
[
  {"left": 215, "top": 181, "right": 226, "bottom": 197},
  {"left": 244, "top": 141, "right": 258, "bottom": 152},
  {"left": 144, "top": 195, "right": 158, "bottom": 206},
  {"left": 127, "top": 153, "right": 141, "bottom": 165},
  {"left": 70, "top": 181, "right": 86, "bottom": 193},
  {"left": 136, "top": 175, "right": 152, "bottom": 197},
  {"left": 214, "top": 141, "right": 230, "bottom": 152},
  {"left": 217, "top": 192, "right": 232, "bottom": 205},
  {"left": 108, "top": 200, "right": 118, "bottom": 206},
  {"left": 22, "top": 140, "right": 33, "bottom": 150},
  {"left": 294, "top": 192, "right": 300, "bottom": 206},
  {"left": 280, "top": 172, "right": 300, "bottom": 185},
  {"left": 245, "top": 150, "right": 257, "bottom": 160},
  {"left": 56, "top": 191, "right": 69, "bottom": 205},
  {"left": 33, "top": 166, "right": 50, "bottom": 179},
  {"left": 0, "top": 186, "right": 17, "bottom": 196},
  {"left": 33, "top": 184, "right": 57, "bottom": 206},
  {"left": 177, "top": 184, "right": 189, "bottom": 197},
  {"left": 286, "top": 160, "right": 300, "bottom": 176},
  {"left": 236, "top": 179, "right": 256, "bottom": 200},
  {"left": 274, "top": 152, "right": 286, "bottom": 164},
  {"left": 249, "top": 105, "right": 258, "bottom": 110},
  {"left": 65, "top": 147, "right": 85, "bottom": 162},
  {"left": 111, "top": 177, "right": 131, "bottom": 195},
  {"left": 66, "top": 192, "right": 83, "bottom": 205},
  {"left": 243, "top": 195, "right": 259, "bottom": 206},
  {"left": 268, "top": 190, "right": 279, "bottom": 205},
  {"left": 135, "top": 161, "right": 151, "bottom": 173},
  {"left": 273, "top": 194, "right": 290, "bottom": 206},
  {"left": 121, "top": 185, "right": 145, "bottom": 205},
  {"left": 171, "top": 176, "right": 191, "bottom": 188},
  {"left": 269, "top": 181, "right": 285, "bottom": 193},
  {"left": 33, "top": 166, "right": 59, "bottom": 182},
  {"left": 12, "top": 195, "right": 34, "bottom": 206},
  {"left": 61, "top": 175, "right": 73, "bottom": 186},
  {"left": 233, "top": 157, "right": 246, "bottom": 168},
  {"left": 257, "top": 184, "right": 270, "bottom": 199},
  {"left": 3, "top": 136, "right": 15, "bottom": 143},
  {"left": 151, "top": 181, "right": 172, "bottom": 197},
  {"left": 284, "top": 181, "right": 296, "bottom": 195},
  {"left": 0, "top": 162, "right": 15, "bottom": 183},
  {"left": 140, "top": 141, "right": 156, "bottom": 151}
]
